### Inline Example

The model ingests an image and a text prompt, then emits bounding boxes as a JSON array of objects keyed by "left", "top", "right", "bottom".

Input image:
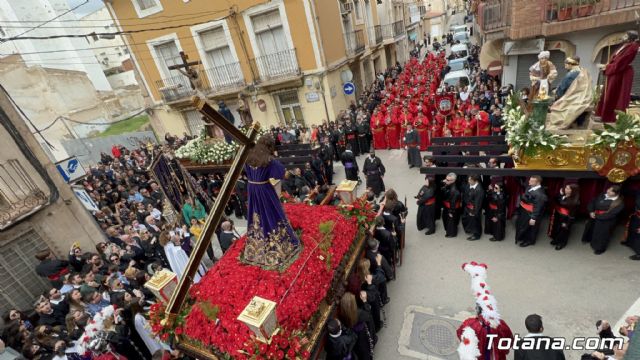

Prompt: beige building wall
[
  {"left": 0, "top": 57, "right": 144, "bottom": 160},
  {"left": 0, "top": 89, "right": 105, "bottom": 256}
]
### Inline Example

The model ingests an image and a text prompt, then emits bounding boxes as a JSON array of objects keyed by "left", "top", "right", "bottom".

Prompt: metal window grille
[{"left": 0, "top": 229, "right": 52, "bottom": 315}]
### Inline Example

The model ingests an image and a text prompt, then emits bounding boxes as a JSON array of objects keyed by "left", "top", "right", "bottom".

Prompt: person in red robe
[
  {"left": 596, "top": 31, "right": 640, "bottom": 122},
  {"left": 456, "top": 262, "right": 513, "bottom": 360},
  {"left": 386, "top": 111, "right": 400, "bottom": 149},
  {"left": 371, "top": 109, "right": 387, "bottom": 150},
  {"left": 450, "top": 112, "right": 466, "bottom": 137},
  {"left": 431, "top": 114, "right": 445, "bottom": 139},
  {"left": 476, "top": 111, "right": 491, "bottom": 137},
  {"left": 463, "top": 114, "right": 477, "bottom": 137},
  {"left": 415, "top": 115, "right": 429, "bottom": 151}
]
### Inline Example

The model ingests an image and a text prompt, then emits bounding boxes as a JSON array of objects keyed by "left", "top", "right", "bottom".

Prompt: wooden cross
[
  {"left": 167, "top": 51, "right": 220, "bottom": 138},
  {"left": 165, "top": 96, "right": 261, "bottom": 325},
  {"left": 168, "top": 51, "right": 201, "bottom": 90}
]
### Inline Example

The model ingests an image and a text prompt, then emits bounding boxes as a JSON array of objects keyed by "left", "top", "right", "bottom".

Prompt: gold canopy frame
[{"left": 165, "top": 96, "right": 261, "bottom": 325}]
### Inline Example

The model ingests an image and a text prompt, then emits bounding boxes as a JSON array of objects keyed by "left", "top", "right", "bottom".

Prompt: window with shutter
[
  {"left": 252, "top": 10, "right": 287, "bottom": 55},
  {"left": 132, "top": 0, "right": 162, "bottom": 18},
  {"left": 136, "top": 0, "right": 157, "bottom": 10},
  {"left": 199, "top": 28, "right": 234, "bottom": 68},
  {"left": 155, "top": 42, "right": 181, "bottom": 76},
  {"left": 0, "top": 229, "right": 52, "bottom": 314},
  {"left": 277, "top": 90, "right": 305, "bottom": 127},
  {"left": 184, "top": 110, "right": 207, "bottom": 136}
]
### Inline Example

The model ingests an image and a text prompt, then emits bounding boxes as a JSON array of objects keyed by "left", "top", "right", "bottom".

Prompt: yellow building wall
[
  {"left": 150, "top": 107, "right": 188, "bottom": 136},
  {"left": 107, "top": 0, "right": 315, "bottom": 103},
  {"left": 323, "top": 64, "right": 356, "bottom": 121},
  {"left": 313, "top": 0, "right": 346, "bottom": 65},
  {"left": 284, "top": 1, "right": 317, "bottom": 71}
]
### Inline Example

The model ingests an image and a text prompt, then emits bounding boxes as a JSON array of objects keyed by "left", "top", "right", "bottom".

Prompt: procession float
[{"left": 146, "top": 97, "right": 377, "bottom": 360}]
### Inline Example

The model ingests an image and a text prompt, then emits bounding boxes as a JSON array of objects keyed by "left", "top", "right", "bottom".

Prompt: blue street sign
[
  {"left": 343, "top": 82, "right": 356, "bottom": 95},
  {"left": 55, "top": 156, "right": 86, "bottom": 183}
]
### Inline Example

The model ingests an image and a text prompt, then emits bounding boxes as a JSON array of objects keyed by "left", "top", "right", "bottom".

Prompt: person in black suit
[
  {"left": 514, "top": 314, "right": 565, "bottom": 360},
  {"left": 441, "top": 173, "right": 462, "bottom": 238},
  {"left": 624, "top": 193, "right": 640, "bottom": 260},
  {"left": 581, "top": 185, "right": 625, "bottom": 255},
  {"left": 462, "top": 175, "right": 484, "bottom": 241},
  {"left": 485, "top": 179, "right": 507, "bottom": 241},
  {"left": 515, "top": 176, "right": 548, "bottom": 247}
]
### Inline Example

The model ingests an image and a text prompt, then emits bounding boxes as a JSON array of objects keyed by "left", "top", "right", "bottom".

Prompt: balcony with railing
[
  {"left": 0, "top": 159, "right": 49, "bottom": 230},
  {"left": 479, "top": 0, "right": 512, "bottom": 32},
  {"left": 380, "top": 23, "right": 394, "bottom": 40},
  {"left": 251, "top": 48, "right": 300, "bottom": 83},
  {"left": 345, "top": 29, "right": 366, "bottom": 56},
  {"left": 155, "top": 62, "right": 245, "bottom": 103},
  {"left": 540, "top": 0, "right": 640, "bottom": 35},
  {"left": 368, "top": 25, "right": 384, "bottom": 46},
  {"left": 393, "top": 20, "right": 405, "bottom": 38},
  {"left": 543, "top": 0, "right": 639, "bottom": 21}
]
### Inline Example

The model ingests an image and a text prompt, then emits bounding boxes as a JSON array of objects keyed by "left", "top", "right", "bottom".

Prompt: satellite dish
[{"left": 340, "top": 70, "right": 353, "bottom": 83}]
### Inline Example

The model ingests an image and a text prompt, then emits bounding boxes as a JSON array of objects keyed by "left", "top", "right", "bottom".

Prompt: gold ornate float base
[{"left": 512, "top": 135, "right": 640, "bottom": 183}]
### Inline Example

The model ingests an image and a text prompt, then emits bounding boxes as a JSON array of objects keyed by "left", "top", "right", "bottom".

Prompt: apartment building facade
[
  {"left": 477, "top": 0, "right": 640, "bottom": 92},
  {"left": 0, "top": 87, "right": 105, "bottom": 315},
  {"left": 105, "top": 0, "right": 422, "bottom": 136}
]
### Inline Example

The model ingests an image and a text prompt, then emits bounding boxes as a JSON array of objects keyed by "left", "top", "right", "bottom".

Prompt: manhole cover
[{"left": 418, "top": 318, "right": 459, "bottom": 356}]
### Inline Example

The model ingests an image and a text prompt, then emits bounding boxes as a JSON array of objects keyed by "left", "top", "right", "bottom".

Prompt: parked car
[
  {"left": 443, "top": 69, "right": 470, "bottom": 88},
  {"left": 450, "top": 43, "right": 469, "bottom": 59},
  {"left": 453, "top": 31, "right": 470, "bottom": 44},
  {"left": 448, "top": 57, "right": 469, "bottom": 73},
  {"left": 450, "top": 25, "right": 468, "bottom": 35}
]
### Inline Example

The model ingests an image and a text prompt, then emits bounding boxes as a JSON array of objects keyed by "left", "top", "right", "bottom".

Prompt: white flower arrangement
[
  {"left": 174, "top": 126, "right": 266, "bottom": 164},
  {"left": 587, "top": 111, "right": 640, "bottom": 149},
  {"left": 503, "top": 94, "right": 567, "bottom": 157}
]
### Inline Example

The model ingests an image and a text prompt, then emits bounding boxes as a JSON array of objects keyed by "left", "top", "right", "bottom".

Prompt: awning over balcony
[
  {"left": 592, "top": 32, "right": 626, "bottom": 62},
  {"left": 480, "top": 39, "right": 503, "bottom": 69},
  {"left": 503, "top": 39, "right": 544, "bottom": 56}
]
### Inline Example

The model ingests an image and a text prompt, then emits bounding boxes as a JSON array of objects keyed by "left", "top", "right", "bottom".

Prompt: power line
[
  {"left": 0, "top": 31, "right": 230, "bottom": 57},
  {"left": 1, "top": 0, "right": 90, "bottom": 43},
  {"left": 0, "top": 11, "right": 223, "bottom": 29},
  {"left": 0, "top": 9, "right": 229, "bottom": 24},
  {"left": 2, "top": 13, "right": 231, "bottom": 42}
]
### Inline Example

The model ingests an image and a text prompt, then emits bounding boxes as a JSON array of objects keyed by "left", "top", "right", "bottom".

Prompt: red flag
[{"left": 435, "top": 93, "right": 455, "bottom": 116}]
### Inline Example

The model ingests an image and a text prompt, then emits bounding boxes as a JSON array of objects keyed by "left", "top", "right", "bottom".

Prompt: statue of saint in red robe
[{"left": 596, "top": 34, "right": 640, "bottom": 122}]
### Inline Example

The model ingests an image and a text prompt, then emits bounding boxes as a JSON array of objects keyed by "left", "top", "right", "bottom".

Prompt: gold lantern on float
[
  {"left": 144, "top": 269, "right": 178, "bottom": 304},
  {"left": 237, "top": 296, "right": 278, "bottom": 343},
  {"left": 336, "top": 180, "right": 358, "bottom": 204}
]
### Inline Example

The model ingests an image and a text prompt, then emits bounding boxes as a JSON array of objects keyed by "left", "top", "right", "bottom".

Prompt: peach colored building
[{"left": 105, "top": 0, "right": 429, "bottom": 135}]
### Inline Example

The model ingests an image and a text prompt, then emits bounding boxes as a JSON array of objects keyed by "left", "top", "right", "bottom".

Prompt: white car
[
  {"left": 450, "top": 43, "right": 469, "bottom": 58},
  {"left": 450, "top": 25, "right": 468, "bottom": 35},
  {"left": 443, "top": 69, "right": 471, "bottom": 88},
  {"left": 453, "top": 31, "right": 470, "bottom": 44}
]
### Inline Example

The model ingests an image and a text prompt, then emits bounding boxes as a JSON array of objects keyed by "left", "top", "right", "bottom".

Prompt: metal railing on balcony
[
  {"left": 252, "top": 48, "right": 300, "bottom": 83},
  {"left": 481, "top": 0, "right": 512, "bottom": 31},
  {"left": 155, "top": 75, "right": 194, "bottom": 103},
  {"left": 374, "top": 25, "right": 383, "bottom": 44},
  {"left": 368, "top": 25, "right": 384, "bottom": 46},
  {"left": 380, "top": 23, "right": 394, "bottom": 40},
  {"left": 393, "top": 20, "right": 405, "bottom": 37},
  {"left": 0, "top": 159, "right": 48, "bottom": 230},
  {"left": 345, "top": 29, "right": 366, "bottom": 56},
  {"left": 542, "top": 0, "right": 640, "bottom": 22},
  {"left": 201, "top": 62, "right": 245, "bottom": 94},
  {"left": 155, "top": 62, "right": 246, "bottom": 103}
]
